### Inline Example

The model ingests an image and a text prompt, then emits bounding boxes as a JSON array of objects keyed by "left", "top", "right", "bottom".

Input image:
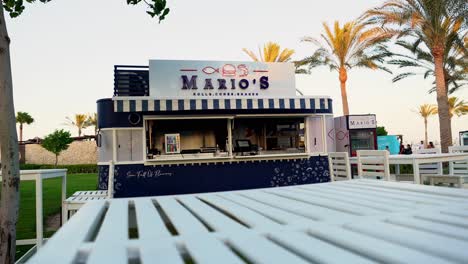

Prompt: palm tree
[
  {"left": 87, "top": 113, "right": 98, "bottom": 135},
  {"left": 243, "top": 42, "right": 295, "bottom": 62},
  {"left": 296, "top": 20, "right": 392, "bottom": 115},
  {"left": 65, "top": 114, "right": 89, "bottom": 137},
  {"left": 447, "top": 97, "right": 468, "bottom": 119},
  {"left": 364, "top": 0, "right": 467, "bottom": 153},
  {"left": 389, "top": 39, "right": 467, "bottom": 95},
  {"left": 415, "top": 104, "right": 438, "bottom": 147},
  {"left": 242, "top": 42, "right": 304, "bottom": 95},
  {"left": 15, "top": 112, "right": 34, "bottom": 142}
]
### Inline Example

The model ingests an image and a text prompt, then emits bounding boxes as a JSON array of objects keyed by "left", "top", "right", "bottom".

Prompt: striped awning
[{"left": 113, "top": 97, "right": 333, "bottom": 114}]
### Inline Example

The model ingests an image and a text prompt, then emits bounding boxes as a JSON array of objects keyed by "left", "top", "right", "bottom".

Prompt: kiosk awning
[{"left": 113, "top": 97, "right": 333, "bottom": 114}]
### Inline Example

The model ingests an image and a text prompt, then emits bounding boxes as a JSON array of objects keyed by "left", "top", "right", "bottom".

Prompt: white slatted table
[
  {"left": 350, "top": 153, "right": 468, "bottom": 184},
  {"left": 0, "top": 169, "right": 67, "bottom": 248},
  {"left": 29, "top": 180, "right": 468, "bottom": 264}
]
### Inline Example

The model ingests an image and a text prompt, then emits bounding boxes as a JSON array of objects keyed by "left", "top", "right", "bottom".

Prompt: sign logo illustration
[
  {"left": 200, "top": 64, "right": 250, "bottom": 77},
  {"left": 180, "top": 64, "right": 270, "bottom": 92}
]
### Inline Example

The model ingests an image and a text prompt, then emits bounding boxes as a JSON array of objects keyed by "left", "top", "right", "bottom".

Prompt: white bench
[
  {"left": 427, "top": 175, "right": 465, "bottom": 188},
  {"left": 71, "top": 190, "right": 108, "bottom": 196},
  {"left": 426, "top": 146, "right": 468, "bottom": 188},
  {"left": 62, "top": 161, "right": 114, "bottom": 224}
]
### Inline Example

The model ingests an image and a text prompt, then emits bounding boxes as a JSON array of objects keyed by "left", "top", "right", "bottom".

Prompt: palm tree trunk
[
  {"left": 433, "top": 50, "right": 452, "bottom": 153},
  {"left": 19, "top": 123, "right": 23, "bottom": 142},
  {"left": 339, "top": 67, "right": 350, "bottom": 115},
  {"left": 0, "top": 4, "right": 20, "bottom": 264},
  {"left": 78, "top": 127, "right": 81, "bottom": 137},
  {"left": 424, "top": 118, "right": 428, "bottom": 148}
]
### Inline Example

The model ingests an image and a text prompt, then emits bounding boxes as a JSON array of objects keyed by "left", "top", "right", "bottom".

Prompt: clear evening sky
[{"left": 7, "top": 0, "right": 468, "bottom": 144}]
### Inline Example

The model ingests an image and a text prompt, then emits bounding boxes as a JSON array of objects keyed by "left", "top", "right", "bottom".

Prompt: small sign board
[
  {"left": 347, "top": 115, "right": 377, "bottom": 129},
  {"left": 149, "top": 60, "right": 296, "bottom": 98},
  {"left": 165, "top": 133, "right": 180, "bottom": 154}
]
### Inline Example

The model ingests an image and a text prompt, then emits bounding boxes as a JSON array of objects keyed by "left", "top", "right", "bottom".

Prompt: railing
[{"left": 114, "top": 65, "right": 149, "bottom": 96}]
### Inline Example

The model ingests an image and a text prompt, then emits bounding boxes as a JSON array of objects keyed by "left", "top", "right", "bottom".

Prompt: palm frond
[
  {"left": 243, "top": 42, "right": 295, "bottom": 63},
  {"left": 393, "top": 72, "right": 417, "bottom": 82},
  {"left": 242, "top": 48, "right": 259, "bottom": 61}
]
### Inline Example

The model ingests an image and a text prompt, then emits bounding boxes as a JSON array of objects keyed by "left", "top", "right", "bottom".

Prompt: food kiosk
[
  {"left": 97, "top": 60, "right": 334, "bottom": 197},
  {"left": 334, "top": 115, "right": 378, "bottom": 156}
]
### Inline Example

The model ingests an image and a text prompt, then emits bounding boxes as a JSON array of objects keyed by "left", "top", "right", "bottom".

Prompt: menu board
[{"left": 165, "top": 133, "right": 181, "bottom": 154}]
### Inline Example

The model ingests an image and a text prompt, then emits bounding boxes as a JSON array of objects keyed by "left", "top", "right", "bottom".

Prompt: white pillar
[{"left": 35, "top": 174, "right": 43, "bottom": 248}]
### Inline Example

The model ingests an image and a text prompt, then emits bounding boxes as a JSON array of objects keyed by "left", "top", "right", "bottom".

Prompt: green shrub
[{"left": 20, "top": 164, "right": 98, "bottom": 174}]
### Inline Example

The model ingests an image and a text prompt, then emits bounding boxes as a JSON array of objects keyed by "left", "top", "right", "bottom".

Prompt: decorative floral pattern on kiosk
[
  {"left": 271, "top": 157, "right": 329, "bottom": 186},
  {"left": 98, "top": 156, "right": 330, "bottom": 197}
]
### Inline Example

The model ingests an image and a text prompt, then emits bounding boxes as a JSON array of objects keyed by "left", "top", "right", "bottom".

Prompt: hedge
[{"left": 20, "top": 164, "right": 98, "bottom": 174}]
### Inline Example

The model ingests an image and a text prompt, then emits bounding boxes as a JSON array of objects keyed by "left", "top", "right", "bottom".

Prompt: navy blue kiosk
[{"left": 97, "top": 60, "right": 335, "bottom": 197}]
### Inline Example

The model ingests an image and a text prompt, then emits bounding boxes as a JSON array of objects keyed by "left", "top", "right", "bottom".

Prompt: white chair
[
  {"left": 427, "top": 146, "right": 468, "bottom": 188},
  {"left": 356, "top": 150, "right": 390, "bottom": 181},
  {"left": 416, "top": 148, "right": 443, "bottom": 175},
  {"left": 328, "top": 152, "right": 351, "bottom": 181},
  {"left": 394, "top": 148, "right": 442, "bottom": 183},
  {"left": 449, "top": 146, "right": 468, "bottom": 175},
  {"left": 62, "top": 161, "right": 115, "bottom": 224}
]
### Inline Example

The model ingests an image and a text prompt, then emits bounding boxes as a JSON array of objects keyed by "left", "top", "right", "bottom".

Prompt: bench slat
[{"left": 134, "top": 199, "right": 172, "bottom": 240}]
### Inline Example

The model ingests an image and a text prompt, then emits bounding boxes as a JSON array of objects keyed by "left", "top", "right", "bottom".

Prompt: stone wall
[{"left": 25, "top": 141, "right": 97, "bottom": 165}]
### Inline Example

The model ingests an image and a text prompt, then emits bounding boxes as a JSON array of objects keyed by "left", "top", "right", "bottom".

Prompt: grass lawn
[{"left": 0, "top": 173, "right": 98, "bottom": 260}]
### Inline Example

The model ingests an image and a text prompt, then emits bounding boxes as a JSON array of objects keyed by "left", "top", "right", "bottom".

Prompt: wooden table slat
[
  {"left": 338, "top": 181, "right": 466, "bottom": 204},
  {"left": 386, "top": 215, "right": 468, "bottom": 241},
  {"left": 307, "top": 225, "right": 453, "bottom": 264},
  {"left": 439, "top": 207, "right": 468, "bottom": 218},
  {"left": 288, "top": 187, "right": 408, "bottom": 213},
  {"left": 268, "top": 189, "right": 384, "bottom": 215},
  {"left": 313, "top": 184, "right": 440, "bottom": 208},
  {"left": 220, "top": 192, "right": 318, "bottom": 226},
  {"left": 414, "top": 212, "right": 468, "bottom": 228},
  {"left": 139, "top": 243, "right": 185, "bottom": 264},
  {"left": 268, "top": 231, "right": 377, "bottom": 264},
  {"left": 176, "top": 195, "right": 247, "bottom": 233},
  {"left": 156, "top": 196, "right": 209, "bottom": 235},
  {"left": 183, "top": 236, "right": 244, "bottom": 264},
  {"left": 134, "top": 199, "right": 172, "bottom": 240},
  {"left": 87, "top": 200, "right": 129, "bottom": 263},
  {"left": 225, "top": 233, "right": 311, "bottom": 264},
  {"left": 345, "top": 221, "right": 468, "bottom": 263},
  {"left": 240, "top": 190, "right": 357, "bottom": 223},
  {"left": 198, "top": 194, "right": 282, "bottom": 229},
  {"left": 350, "top": 180, "right": 468, "bottom": 199}
]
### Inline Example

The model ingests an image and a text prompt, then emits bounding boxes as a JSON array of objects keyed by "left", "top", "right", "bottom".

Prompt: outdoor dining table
[
  {"left": 29, "top": 179, "right": 468, "bottom": 264},
  {"left": 0, "top": 169, "right": 67, "bottom": 248},
  {"left": 349, "top": 153, "right": 468, "bottom": 184}
]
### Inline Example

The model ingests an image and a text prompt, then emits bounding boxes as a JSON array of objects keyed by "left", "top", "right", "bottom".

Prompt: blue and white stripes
[{"left": 113, "top": 97, "right": 333, "bottom": 114}]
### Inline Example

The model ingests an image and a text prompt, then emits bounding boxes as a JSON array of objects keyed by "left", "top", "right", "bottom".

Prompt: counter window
[
  {"left": 146, "top": 119, "right": 230, "bottom": 160},
  {"left": 232, "top": 117, "right": 305, "bottom": 156}
]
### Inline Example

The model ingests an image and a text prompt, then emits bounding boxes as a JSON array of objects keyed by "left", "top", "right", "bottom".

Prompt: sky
[{"left": 7, "top": 0, "right": 468, "bottom": 145}]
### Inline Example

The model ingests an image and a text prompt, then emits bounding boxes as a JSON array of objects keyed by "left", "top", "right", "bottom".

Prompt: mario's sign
[{"left": 149, "top": 60, "right": 296, "bottom": 98}]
